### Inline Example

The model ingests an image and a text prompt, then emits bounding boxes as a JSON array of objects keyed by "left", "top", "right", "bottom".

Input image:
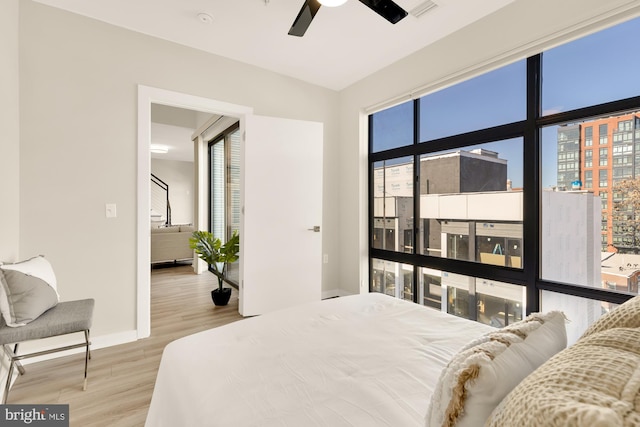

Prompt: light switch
[{"left": 106, "top": 203, "right": 117, "bottom": 218}]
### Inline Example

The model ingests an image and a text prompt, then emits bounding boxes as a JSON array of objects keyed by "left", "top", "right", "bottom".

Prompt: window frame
[
  {"left": 207, "top": 122, "right": 241, "bottom": 287},
  {"left": 369, "top": 53, "right": 639, "bottom": 314}
]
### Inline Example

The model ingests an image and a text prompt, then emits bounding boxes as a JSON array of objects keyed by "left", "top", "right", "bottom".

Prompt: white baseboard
[
  {"left": 321, "top": 289, "right": 354, "bottom": 299},
  {"left": 92, "top": 330, "right": 139, "bottom": 350}
]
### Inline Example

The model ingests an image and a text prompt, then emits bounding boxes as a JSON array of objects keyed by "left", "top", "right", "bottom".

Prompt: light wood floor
[{"left": 7, "top": 265, "right": 244, "bottom": 426}]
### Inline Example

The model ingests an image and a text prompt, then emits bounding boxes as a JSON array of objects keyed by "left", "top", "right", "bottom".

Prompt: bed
[
  {"left": 145, "top": 293, "right": 493, "bottom": 427},
  {"left": 145, "top": 292, "right": 640, "bottom": 427}
]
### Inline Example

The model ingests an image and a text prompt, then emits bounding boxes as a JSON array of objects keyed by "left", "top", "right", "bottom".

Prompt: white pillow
[
  {"left": 1, "top": 256, "right": 58, "bottom": 293},
  {"left": 0, "top": 256, "right": 60, "bottom": 327},
  {"left": 426, "top": 311, "right": 567, "bottom": 427}
]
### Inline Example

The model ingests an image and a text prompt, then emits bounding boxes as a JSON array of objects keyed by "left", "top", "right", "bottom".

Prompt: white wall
[
  {"left": 337, "top": 0, "right": 640, "bottom": 295},
  {"left": 151, "top": 159, "right": 194, "bottom": 226},
  {"left": 17, "top": 1, "right": 340, "bottom": 342},
  {"left": 541, "top": 191, "right": 602, "bottom": 288},
  {"left": 0, "top": 0, "right": 21, "bottom": 405},
  {"left": 0, "top": 0, "right": 20, "bottom": 262}
]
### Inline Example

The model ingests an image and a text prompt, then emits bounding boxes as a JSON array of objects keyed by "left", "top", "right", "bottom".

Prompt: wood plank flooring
[{"left": 7, "top": 265, "right": 244, "bottom": 426}]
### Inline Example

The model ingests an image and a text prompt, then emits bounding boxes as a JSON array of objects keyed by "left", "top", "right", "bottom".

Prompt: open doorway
[
  {"left": 138, "top": 85, "right": 324, "bottom": 335},
  {"left": 137, "top": 85, "right": 253, "bottom": 339},
  {"left": 149, "top": 104, "right": 213, "bottom": 268}
]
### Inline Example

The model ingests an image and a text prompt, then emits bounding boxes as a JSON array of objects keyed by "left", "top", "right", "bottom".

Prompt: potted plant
[{"left": 189, "top": 230, "right": 239, "bottom": 306}]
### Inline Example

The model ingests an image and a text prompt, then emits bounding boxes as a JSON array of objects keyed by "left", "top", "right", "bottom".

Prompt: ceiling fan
[{"left": 288, "top": 0, "right": 408, "bottom": 37}]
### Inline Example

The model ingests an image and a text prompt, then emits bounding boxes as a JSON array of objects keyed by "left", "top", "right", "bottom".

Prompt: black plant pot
[{"left": 211, "top": 287, "right": 232, "bottom": 306}]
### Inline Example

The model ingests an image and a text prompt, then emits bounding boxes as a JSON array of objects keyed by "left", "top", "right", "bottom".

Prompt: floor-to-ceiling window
[
  {"left": 369, "top": 16, "right": 640, "bottom": 343},
  {"left": 209, "top": 122, "right": 241, "bottom": 285}
]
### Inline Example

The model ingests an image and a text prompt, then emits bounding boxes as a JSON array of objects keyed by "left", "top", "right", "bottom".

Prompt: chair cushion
[
  {"left": 0, "top": 299, "right": 94, "bottom": 345},
  {"left": 0, "top": 256, "right": 60, "bottom": 327}
]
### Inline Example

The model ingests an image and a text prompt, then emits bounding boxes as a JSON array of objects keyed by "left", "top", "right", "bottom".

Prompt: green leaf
[{"left": 189, "top": 230, "right": 240, "bottom": 274}]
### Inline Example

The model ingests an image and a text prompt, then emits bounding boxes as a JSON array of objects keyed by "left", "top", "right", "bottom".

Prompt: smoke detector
[{"left": 197, "top": 12, "right": 214, "bottom": 24}]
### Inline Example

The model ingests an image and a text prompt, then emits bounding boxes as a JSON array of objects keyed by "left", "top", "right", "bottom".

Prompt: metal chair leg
[
  {"left": 3, "top": 353, "right": 15, "bottom": 404},
  {"left": 13, "top": 344, "right": 25, "bottom": 375},
  {"left": 83, "top": 330, "right": 90, "bottom": 391}
]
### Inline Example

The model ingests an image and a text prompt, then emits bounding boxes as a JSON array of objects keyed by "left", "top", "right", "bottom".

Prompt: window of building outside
[
  {"left": 599, "top": 124, "right": 608, "bottom": 145},
  {"left": 369, "top": 16, "right": 640, "bottom": 344},
  {"left": 584, "top": 170, "right": 593, "bottom": 189},
  {"left": 371, "top": 259, "right": 414, "bottom": 302},
  {"left": 599, "top": 148, "right": 608, "bottom": 166},
  {"left": 417, "top": 138, "right": 523, "bottom": 268},
  {"left": 208, "top": 123, "right": 241, "bottom": 285},
  {"left": 372, "top": 157, "right": 413, "bottom": 254},
  {"left": 585, "top": 126, "right": 593, "bottom": 146},
  {"left": 599, "top": 169, "right": 608, "bottom": 187}
]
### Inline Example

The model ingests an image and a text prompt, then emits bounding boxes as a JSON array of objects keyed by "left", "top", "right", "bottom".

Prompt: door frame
[{"left": 137, "top": 85, "right": 252, "bottom": 339}]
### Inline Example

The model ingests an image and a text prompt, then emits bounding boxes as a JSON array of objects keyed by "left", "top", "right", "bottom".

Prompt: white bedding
[{"left": 145, "top": 293, "right": 493, "bottom": 427}]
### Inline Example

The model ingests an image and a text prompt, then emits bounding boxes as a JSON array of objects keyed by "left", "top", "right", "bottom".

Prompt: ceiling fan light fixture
[
  {"left": 318, "top": 0, "right": 347, "bottom": 7},
  {"left": 289, "top": 0, "right": 406, "bottom": 38}
]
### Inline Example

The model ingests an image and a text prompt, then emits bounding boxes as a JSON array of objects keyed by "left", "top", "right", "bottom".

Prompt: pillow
[
  {"left": 426, "top": 311, "right": 567, "bottom": 427},
  {"left": 486, "top": 327, "right": 640, "bottom": 427},
  {"left": 0, "top": 256, "right": 60, "bottom": 327},
  {"left": 580, "top": 294, "right": 640, "bottom": 339}
]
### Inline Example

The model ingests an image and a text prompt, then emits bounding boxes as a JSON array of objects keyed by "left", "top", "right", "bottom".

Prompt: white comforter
[{"left": 145, "top": 293, "right": 493, "bottom": 427}]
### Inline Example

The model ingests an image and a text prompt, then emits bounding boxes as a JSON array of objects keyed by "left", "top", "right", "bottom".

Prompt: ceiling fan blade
[
  {"left": 358, "top": 0, "right": 408, "bottom": 24},
  {"left": 288, "top": 0, "right": 322, "bottom": 37}
]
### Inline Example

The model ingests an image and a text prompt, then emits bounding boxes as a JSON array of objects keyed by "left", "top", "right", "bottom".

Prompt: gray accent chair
[{"left": 0, "top": 298, "right": 94, "bottom": 403}]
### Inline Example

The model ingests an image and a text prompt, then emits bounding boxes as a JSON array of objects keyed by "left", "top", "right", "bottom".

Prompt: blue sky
[{"left": 372, "top": 17, "right": 640, "bottom": 190}]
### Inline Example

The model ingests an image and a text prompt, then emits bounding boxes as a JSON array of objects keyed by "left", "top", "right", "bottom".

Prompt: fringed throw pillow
[{"left": 426, "top": 311, "right": 567, "bottom": 427}]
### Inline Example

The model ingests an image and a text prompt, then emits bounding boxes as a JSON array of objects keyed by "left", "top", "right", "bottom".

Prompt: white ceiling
[
  {"left": 150, "top": 104, "right": 220, "bottom": 162},
  {"left": 32, "top": 0, "right": 516, "bottom": 91},
  {"left": 150, "top": 123, "right": 196, "bottom": 162}
]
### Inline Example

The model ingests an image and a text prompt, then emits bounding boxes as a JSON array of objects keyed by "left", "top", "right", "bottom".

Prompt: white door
[{"left": 239, "top": 115, "right": 323, "bottom": 316}]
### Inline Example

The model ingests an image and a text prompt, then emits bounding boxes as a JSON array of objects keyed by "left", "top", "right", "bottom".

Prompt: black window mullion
[
  {"left": 538, "top": 281, "right": 632, "bottom": 306},
  {"left": 370, "top": 121, "right": 526, "bottom": 164},
  {"left": 523, "top": 55, "right": 542, "bottom": 315},
  {"left": 370, "top": 249, "right": 527, "bottom": 287},
  {"left": 368, "top": 114, "right": 375, "bottom": 292},
  {"left": 208, "top": 140, "right": 214, "bottom": 234},
  {"left": 412, "top": 99, "right": 420, "bottom": 303},
  {"left": 537, "top": 95, "right": 640, "bottom": 128}
]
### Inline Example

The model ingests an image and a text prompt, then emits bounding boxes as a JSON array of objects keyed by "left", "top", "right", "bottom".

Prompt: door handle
[{"left": 308, "top": 226, "right": 320, "bottom": 232}]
